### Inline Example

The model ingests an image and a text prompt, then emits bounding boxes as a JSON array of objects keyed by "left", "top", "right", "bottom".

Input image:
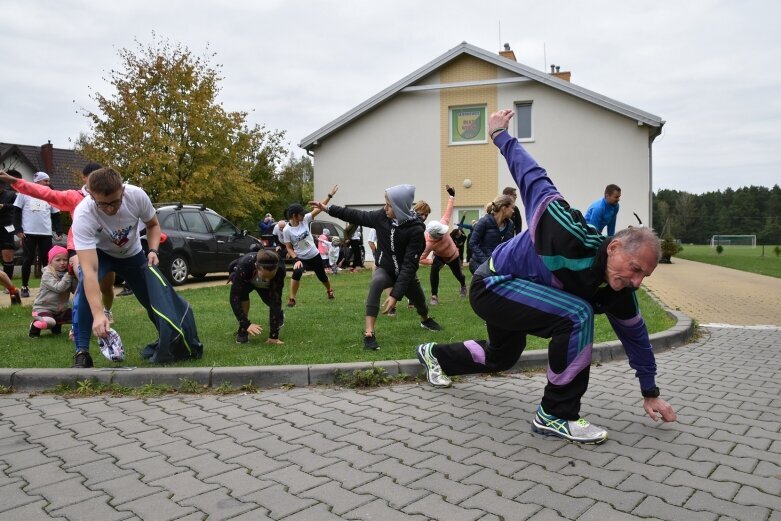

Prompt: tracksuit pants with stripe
[{"left": 431, "top": 268, "right": 594, "bottom": 420}]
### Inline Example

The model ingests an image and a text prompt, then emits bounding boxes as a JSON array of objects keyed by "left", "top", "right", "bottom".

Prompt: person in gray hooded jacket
[{"left": 311, "top": 184, "right": 442, "bottom": 350}]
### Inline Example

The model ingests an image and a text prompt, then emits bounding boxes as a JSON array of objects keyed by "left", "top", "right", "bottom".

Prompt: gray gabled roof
[{"left": 299, "top": 41, "right": 664, "bottom": 151}]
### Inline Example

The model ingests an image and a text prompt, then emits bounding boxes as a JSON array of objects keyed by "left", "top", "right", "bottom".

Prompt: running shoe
[
  {"left": 531, "top": 405, "right": 608, "bottom": 444},
  {"left": 73, "top": 350, "right": 94, "bottom": 368},
  {"left": 20, "top": 287, "right": 30, "bottom": 298},
  {"left": 416, "top": 342, "right": 451, "bottom": 388},
  {"left": 363, "top": 333, "right": 379, "bottom": 350},
  {"left": 430, "top": 295, "right": 438, "bottom": 306},
  {"left": 420, "top": 317, "right": 442, "bottom": 331}
]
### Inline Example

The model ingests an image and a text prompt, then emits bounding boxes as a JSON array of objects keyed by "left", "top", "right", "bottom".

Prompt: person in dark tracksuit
[
  {"left": 415, "top": 108, "right": 677, "bottom": 445},
  {"left": 311, "top": 184, "right": 442, "bottom": 351},
  {"left": 229, "top": 249, "right": 285, "bottom": 345}
]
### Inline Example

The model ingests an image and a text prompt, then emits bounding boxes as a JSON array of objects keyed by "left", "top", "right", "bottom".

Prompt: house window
[
  {"left": 515, "top": 102, "right": 532, "bottom": 140},
  {"left": 450, "top": 106, "right": 486, "bottom": 145},
  {"left": 455, "top": 208, "right": 483, "bottom": 228}
]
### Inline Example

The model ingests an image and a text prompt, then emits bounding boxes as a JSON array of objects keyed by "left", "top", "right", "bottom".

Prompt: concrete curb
[{"left": 0, "top": 309, "right": 694, "bottom": 392}]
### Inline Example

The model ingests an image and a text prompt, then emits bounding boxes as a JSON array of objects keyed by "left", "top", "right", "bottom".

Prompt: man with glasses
[{"left": 71, "top": 167, "right": 161, "bottom": 368}]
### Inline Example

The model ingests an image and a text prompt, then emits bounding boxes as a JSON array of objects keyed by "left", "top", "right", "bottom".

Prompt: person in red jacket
[{"left": 419, "top": 185, "right": 467, "bottom": 304}]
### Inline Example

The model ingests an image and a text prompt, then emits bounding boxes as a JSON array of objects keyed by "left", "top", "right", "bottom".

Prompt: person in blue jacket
[
  {"left": 415, "top": 108, "right": 677, "bottom": 445},
  {"left": 585, "top": 184, "right": 621, "bottom": 236}
]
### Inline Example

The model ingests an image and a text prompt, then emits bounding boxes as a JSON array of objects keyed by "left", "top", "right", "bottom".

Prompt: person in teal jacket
[{"left": 585, "top": 184, "right": 621, "bottom": 236}]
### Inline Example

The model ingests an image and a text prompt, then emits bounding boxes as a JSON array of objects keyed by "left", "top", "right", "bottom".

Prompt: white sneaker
[{"left": 532, "top": 405, "right": 608, "bottom": 444}]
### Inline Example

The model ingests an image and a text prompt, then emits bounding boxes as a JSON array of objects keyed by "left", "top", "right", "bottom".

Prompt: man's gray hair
[{"left": 613, "top": 227, "right": 661, "bottom": 260}]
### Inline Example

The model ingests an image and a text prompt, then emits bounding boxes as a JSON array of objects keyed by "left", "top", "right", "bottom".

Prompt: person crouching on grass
[
  {"left": 29, "top": 245, "right": 74, "bottom": 337},
  {"left": 228, "top": 249, "right": 285, "bottom": 345}
]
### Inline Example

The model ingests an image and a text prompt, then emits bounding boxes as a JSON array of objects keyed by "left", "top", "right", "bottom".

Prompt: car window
[
  {"left": 204, "top": 213, "right": 238, "bottom": 235},
  {"left": 179, "top": 212, "right": 209, "bottom": 233},
  {"left": 160, "top": 213, "right": 178, "bottom": 230}
]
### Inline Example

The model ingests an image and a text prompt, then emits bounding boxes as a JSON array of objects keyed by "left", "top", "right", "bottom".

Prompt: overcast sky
[{"left": 1, "top": 0, "right": 778, "bottom": 194}]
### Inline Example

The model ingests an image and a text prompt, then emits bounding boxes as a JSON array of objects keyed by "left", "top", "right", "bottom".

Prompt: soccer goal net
[{"left": 709, "top": 235, "right": 756, "bottom": 247}]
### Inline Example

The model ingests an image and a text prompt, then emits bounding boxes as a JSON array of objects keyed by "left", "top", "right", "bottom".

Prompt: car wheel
[{"left": 167, "top": 254, "right": 190, "bottom": 286}]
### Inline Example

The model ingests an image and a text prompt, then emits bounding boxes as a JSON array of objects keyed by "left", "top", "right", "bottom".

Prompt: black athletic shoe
[
  {"left": 236, "top": 330, "right": 249, "bottom": 344},
  {"left": 140, "top": 345, "right": 156, "bottom": 359},
  {"left": 28, "top": 322, "right": 41, "bottom": 338},
  {"left": 420, "top": 318, "right": 442, "bottom": 331},
  {"left": 117, "top": 286, "right": 134, "bottom": 297},
  {"left": 363, "top": 333, "right": 380, "bottom": 350},
  {"left": 73, "top": 350, "right": 94, "bottom": 368},
  {"left": 20, "top": 287, "right": 30, "bottom": 298},
  {"left": 9, "top": 291, "right": 21, "bottom": 305},
  {"left": 51, "top": 324, "right": 62, "bottom": 335}
]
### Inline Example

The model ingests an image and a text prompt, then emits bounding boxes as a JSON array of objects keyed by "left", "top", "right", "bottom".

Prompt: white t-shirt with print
[
  {"left": 282, "top": 213, "right": 318, "bottom": 260},
  {"left": 72, "top": 184, "right": 155, "bottom": 258},
  {"left": 272, "top": 222, "right": 286, "bottom": 246},
  {"left": 14, "top": 194, "right": 60, "bottom": 236}
]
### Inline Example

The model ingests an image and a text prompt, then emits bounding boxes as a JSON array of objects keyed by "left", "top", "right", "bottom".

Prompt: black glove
[{"left": 446, "top": 185, "right": 455, "bottom": 197}]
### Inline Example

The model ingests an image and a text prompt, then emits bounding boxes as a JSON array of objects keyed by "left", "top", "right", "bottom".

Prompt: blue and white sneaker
[
  {"left": 416, "top": 343, "right": 451, "bottom": 388},
  {"left": 532, "top": 405, "right": 608, "bottom": 444}
]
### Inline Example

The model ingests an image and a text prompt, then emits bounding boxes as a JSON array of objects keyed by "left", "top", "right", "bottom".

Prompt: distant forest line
[{"left": 652, "top": 185, "right": 781, "bottom": 244}]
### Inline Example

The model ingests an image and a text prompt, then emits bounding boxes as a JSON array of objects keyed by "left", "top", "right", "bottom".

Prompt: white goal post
[{"left": 709, "top": 235, "right": 756, "bottom": 247}]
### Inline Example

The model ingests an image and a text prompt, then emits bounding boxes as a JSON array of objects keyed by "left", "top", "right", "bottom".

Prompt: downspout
[{"left": 648, "top": 121, "right": 665, "bottom": 230}]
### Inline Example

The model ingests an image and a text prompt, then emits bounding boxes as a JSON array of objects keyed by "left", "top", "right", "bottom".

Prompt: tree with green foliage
[
  {"left": 251, "top": 154, "right": 314, "bottom": 227},
  {"left": 654, "top": 185, "right": 781, "bottom": 244},
  {"left": 78, "top": 36, "right": 287, "bottom": 223}
]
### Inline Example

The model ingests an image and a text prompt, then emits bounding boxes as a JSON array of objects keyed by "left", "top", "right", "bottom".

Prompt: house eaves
[{"left": 299, "top": 41, "right": 665, "bottom": 151}]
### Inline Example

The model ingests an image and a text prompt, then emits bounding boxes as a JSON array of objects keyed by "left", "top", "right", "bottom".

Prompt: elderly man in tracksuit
[{"left": 416, "top": 108, "right": 677, "bottom": 444}]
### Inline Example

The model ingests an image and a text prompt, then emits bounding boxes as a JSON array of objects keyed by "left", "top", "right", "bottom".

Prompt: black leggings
[
  {"left": 291, "top": 255, "right": 330, "bottom": 283},
  {"left": 22, "top": 234, "right": 52, "bottom": 286},
  {"left": 430, "top": 255, "right": 466, "bottom": 296}
]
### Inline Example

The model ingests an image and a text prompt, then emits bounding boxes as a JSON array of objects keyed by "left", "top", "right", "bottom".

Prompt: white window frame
[{"left": 515, "top": 101, "right": 533, "bottom": 142}]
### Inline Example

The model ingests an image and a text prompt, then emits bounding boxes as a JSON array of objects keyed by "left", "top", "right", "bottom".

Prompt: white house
[{"left": 299, "top": 42, "right": 664, "bottom": 259}]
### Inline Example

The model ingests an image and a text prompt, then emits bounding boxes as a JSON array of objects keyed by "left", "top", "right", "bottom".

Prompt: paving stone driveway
[{"left": 1, "top": 322, "right": 780, "bottom": 520}]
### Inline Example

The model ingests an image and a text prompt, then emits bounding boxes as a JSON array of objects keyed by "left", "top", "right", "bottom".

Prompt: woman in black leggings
[{"left": 282, "top": 188, "right": 338, "bottom": 307}]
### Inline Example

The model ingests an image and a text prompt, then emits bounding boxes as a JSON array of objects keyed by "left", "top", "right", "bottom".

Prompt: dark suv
[{"left": 145, "top": 204, "right": 261, "bottom": 285}]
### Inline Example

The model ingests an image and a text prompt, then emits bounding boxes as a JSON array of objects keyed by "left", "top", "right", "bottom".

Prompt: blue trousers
[{"left": 75, "top": 250, "right": 155, "bottom": 352}]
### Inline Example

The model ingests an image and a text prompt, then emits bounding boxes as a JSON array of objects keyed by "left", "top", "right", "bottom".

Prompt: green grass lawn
[
  {"left": 676, "top": 244, "right": 781, "bottom": 278},
  {"left": 0, "top": 266, "right": 674, "bottom": 369}
]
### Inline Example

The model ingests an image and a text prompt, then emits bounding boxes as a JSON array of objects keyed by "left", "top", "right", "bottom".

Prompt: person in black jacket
[
  {"left": 0, "top": 170, "right": 21, "bottom": 280},
  {"left": 311, "top": 184, "right": 442, "bottom": 350},
  {"left": 502, "top": 186, "right": 524, "bottom": 235},
  {"left": 228, "top": 249, "right": 285, "bottom": 345}
]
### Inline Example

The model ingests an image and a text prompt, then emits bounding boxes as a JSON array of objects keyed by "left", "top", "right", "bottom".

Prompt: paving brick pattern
[{"left": 0, "top": 325, "right": 779, "bottom": 520}]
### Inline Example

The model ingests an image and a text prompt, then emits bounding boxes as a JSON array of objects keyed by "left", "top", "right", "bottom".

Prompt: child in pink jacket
[{"left": 419, "top": 185, "right": 467, "bottom": 304}]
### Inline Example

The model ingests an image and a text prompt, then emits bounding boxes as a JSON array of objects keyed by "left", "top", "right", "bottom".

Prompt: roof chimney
[
  {"left": 41, "top": 141, "right": 54, "bottom": 174},
  {"left": 499, "top": 43, "right": 517, "bottom": 62},
  {"left": 549, "top": 64, "right": 572, "bottom": 82}
]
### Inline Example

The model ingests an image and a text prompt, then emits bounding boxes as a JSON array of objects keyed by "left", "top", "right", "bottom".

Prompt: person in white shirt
[
  {"left": 282, "top": 186, "right": 338, "bottom": 307},
  {"left": 271, "top": 219, "right": 287, "bottom": 259},
  {"left": 13, "top": 172, "right": 63, "bottom": 297},
  {"left": 71, "top": 167, "right": 161, "bottom": 368}
]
